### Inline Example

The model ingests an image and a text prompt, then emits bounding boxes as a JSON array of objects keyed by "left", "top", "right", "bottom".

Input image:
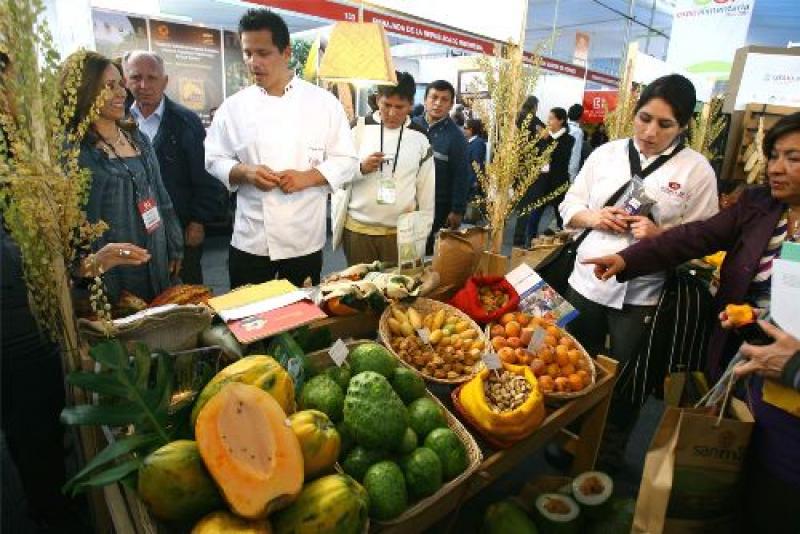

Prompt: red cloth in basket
[{"left": 449, "top": 276, "right": 519, "bottom": 325}]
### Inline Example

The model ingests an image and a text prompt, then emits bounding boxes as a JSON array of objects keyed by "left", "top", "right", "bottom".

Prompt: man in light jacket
[
  {"left": 332, "top": 71, "right": 434, "bottom": 266},
  {"left": 205, "top": 8, "right": 357, "bottom": 287}
]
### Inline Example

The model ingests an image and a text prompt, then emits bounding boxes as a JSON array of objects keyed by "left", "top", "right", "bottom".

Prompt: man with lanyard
[
  {"left": 413, "top": 80, "right": 470, "bottom": 254},
  {"left": 205, "top": 8, "right": 357, "bottom": 288},
  {"left": 123, "top": 50, "right": 224, "bottom": 284},
  {"left": 332, "top": 71, "right": 434, "bottom": 265}
]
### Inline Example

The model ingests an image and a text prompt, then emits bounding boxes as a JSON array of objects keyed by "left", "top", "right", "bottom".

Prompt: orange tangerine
[
  {"left": 577, "top": 369, "right": 591, "bottom": 386},
  {"left": 530, "top": 359, "right": 546, "bottom": 376},
  {"left": 558, "top": 336, "right": 573, "bottom": 347},
  {"left": 539, "top": 349, "right": 555, "bottom": 364},
  {"left": 554, "top": 376, "right": 569, "bottom": 392},
  {"left": 491, "top": 336, "right": 507, "bottom": 351},
  {"left": 547, "top": 363, "right": 561, "bottom": 378},
  {"left": 505, "top": 321, "right": 521, "bottom": 338},
  {"left": 490, "top": 324, "right": 506, "bottom": 338},
  {"left": 498, "top": 347, "right": 516, "bottom": 364},
  {"left": 568, "top": 373, "right": 584, "bottom": 391},
  {"left": 561, "top": 363, "right": 576, "bottom": 377},
  {"left": 555, "top": 352, "right": 570, "bottom": 367},
  {"left": 544, "top": 335, "right": 558, "bottom": 347},
  {"left": 546, "top": 325, "right": 561, "bottom": 337},
  {"left": 567, "top": 349, "right": 581, "bottom": 365},
  {"left": 516, "top": 313, "right": 531, "bottom": 326},
  {"left": 500, "top": 312, "right": 517, "bottom": 325},
  {"left": 538, "top": 375, "right": 555, "bottom": 392}
]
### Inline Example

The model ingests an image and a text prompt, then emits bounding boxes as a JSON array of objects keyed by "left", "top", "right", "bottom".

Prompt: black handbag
[{"left": 537, "top": 139, "right": 685, "bottom": 295}]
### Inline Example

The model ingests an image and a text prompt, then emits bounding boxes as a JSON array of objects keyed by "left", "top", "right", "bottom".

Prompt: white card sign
[{"left": 329, "top": 339, "right": 349, "bottom": 367}]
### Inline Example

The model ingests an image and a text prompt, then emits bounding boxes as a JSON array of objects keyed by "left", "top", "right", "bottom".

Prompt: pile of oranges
[{"left": 488, "top": 312, "right": 593, "bottom": 394}]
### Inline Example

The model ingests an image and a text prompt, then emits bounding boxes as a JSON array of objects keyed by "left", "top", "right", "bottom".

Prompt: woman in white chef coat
[{"left": 557, "top": 74, "right": 718, "bottom": 469}]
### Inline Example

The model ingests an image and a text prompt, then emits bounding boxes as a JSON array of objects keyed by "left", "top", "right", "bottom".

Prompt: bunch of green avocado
[{"left": 299, "top": 342, "right": 470, "bottom": 521}]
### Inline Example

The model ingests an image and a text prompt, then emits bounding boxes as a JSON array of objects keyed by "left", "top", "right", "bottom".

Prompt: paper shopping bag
[{"left": 633, "top": 399, "right": 753, "bottom": 534}]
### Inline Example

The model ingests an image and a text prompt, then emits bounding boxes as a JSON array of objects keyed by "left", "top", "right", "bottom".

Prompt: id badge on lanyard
[
  {"left": 137, "top": 197, "right": 162, "bottom": 234},
  {"left": 377, "top": 155, "right": 397, "bottom": 205},
  {"left": 376, "top": 122, "right": 403, "bottom": 205}
]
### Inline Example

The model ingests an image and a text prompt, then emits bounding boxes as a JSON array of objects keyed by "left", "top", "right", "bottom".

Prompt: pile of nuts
[
  {"left": 483, "top": 370, "right": 532, "bottom": 412},
  {"left": 391, "top": 335, "right": 479, "bottom": 380}
]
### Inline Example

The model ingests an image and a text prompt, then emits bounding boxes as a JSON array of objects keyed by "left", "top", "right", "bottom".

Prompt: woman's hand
[
  {"left": 734, "top": 321, "right": 800, "bottom": 379},
  {"left": 589, "top": 207, "right": 629, "bottom": 233},
  {"left": 625, "top": 215, "right": 662, "bottom": 240},
  {"left": 360, "top": 152, "right": 384, "bottom": 174},
  {"left": 581, "top": 254, "right": 626, "bottom": 281},
  {"left": 81, "top": 243, "right": 150, "bottom": 277}
]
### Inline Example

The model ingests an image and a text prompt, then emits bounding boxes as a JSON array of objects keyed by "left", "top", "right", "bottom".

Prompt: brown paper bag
[
  {"left": 633, "top": 398, "right": 753, "bottom": 534},
  {"left": 428, "top": 227, "right": 488, "bottom": 301}
]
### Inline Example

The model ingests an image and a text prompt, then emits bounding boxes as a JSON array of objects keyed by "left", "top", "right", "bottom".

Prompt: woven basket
[
  {"left": 378, "top": 297, "right": 486, "bottom": 385},
  {"left": 305, "top": 340, "right": 483, "bottom": 528},
  {"left": 541, "top": 330, "right": 597, "bottom": 402},
  {"left": 79, "top": 304, "right": 213, "bottom": 353}
]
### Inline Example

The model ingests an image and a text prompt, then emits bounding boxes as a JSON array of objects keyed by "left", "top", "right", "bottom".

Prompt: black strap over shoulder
[
  {"left": 627, "top": 138, "right": 685, "bottom": 180},
  {"left": 571, "top": 138, "right": 686, "bottom": 249}
]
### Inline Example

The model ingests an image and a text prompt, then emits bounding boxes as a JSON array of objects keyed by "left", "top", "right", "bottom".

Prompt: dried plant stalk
[
  {"left": 688, "top": 96, "right": 726, "bottom": 163},
  {"left": 1, "top": 0, "right": 109, "bottom": 372},
  {"left": 467, "top": 42, "right": 554, "bottom": 253}
]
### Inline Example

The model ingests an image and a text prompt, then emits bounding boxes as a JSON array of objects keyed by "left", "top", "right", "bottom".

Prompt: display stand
[
  {"left": 373, "top": 356, "right": 619, "bottom": 534},
  {"left": 721, "top": 45, "right": 800, "bottom": 181}
]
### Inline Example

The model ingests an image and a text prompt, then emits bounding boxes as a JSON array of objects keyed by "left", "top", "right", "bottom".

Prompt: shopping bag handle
[{"left": 694, "top": 364, "right": 738, "bottom": 427}]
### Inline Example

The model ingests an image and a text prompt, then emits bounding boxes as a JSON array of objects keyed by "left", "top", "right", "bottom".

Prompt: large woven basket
[
  {"left": 305, "top": 340, "right": 483, "bottom": 528},
  {"left": 378, "top": 297, "right": 486, "bottom": 385}
]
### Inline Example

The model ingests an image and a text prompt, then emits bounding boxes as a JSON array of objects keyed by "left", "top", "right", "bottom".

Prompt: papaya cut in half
[{"left": 195, "top": 382, "right": 304, "bottom": 519}]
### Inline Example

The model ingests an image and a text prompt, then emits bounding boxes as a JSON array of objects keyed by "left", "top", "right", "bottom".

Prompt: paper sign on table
[
  {"left": 505, "top": 263, "right": 578, "bottom": 327},
  {"left": 482, "top": 351, "right": 502, "bottom": 370},
  {"left": 329, "top": 339, "right": 349, "bottom": 367},
  {"left": 528, "top": 327, "right": 545, "bottom": 352},
  {"left": 417, "top": 328, "right": 431, "bottom": 344},
  {"left": 771, "top": 259, "right": 800, "bottom": 335}
]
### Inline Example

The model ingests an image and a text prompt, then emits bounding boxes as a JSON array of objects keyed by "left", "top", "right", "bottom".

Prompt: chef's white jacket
[
  {"left": 559, "top": 138, "right": 718, "bottom": 309},
  {"left": 205, "top": 78, "right": 357, "bottom": 260}
]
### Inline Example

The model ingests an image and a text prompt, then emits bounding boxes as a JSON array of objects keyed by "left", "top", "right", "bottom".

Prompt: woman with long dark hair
[{"left": 63, "top": 51, "right": 182, "bottom": 303}]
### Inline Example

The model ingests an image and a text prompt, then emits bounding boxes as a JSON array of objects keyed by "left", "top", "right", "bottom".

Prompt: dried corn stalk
[
  {"left": 688, "top": 96, "right": 726, "bottom": 163},
  {"left": 467, "top": 42, "right": 554, "bottom": 253},
  {"left": 0, "top": 0, "right": 108, "bottom": 372},
  {"left": 743, "top": 116, "right": 766, "bottom": 184}
]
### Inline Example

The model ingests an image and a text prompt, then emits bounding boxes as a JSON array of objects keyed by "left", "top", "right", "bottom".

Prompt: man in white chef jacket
[{"left": 205, "top": 8, "right": 357, "bottom": 288}]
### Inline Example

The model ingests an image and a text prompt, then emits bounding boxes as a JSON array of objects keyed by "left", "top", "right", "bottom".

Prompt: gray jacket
[{"left": 79, "top": 129, "right": 183, "bottom": 302}]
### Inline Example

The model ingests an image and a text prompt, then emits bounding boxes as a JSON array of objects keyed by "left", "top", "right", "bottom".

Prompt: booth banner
[
  {"left": 573, "top": 31, "right": 589, "bottom": 67},
  {"left": 666, "top": 0, "right": 755, "bottom": 80},
  {"left": 150, "top": 21, "right": 223, "bottom": 125},
  {"left": 734, "top": 52, "right": 800, "bottom": 110},
  {"left": 223, "top": 30, "right": 249, "bottom": 99},
  {"left": 582, "top": 90, "right": 618, "bottom": 124},
  {"left": 92, "top": 9, "right": 148, "bottom": 60}
]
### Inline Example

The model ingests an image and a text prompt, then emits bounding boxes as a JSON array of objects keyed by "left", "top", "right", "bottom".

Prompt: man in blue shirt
[{"left": 414, "top": 80, "right": 470, "bottom": 253}]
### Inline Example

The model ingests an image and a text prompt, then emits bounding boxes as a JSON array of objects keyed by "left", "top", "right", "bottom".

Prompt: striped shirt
[{"left": 748, "top": 210, "right": 789, "bottom": 309}]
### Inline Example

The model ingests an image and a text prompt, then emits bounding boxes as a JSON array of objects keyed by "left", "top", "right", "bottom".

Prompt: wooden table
[{"left": 375, "top": 356, "right": 619, "bottom": 534}]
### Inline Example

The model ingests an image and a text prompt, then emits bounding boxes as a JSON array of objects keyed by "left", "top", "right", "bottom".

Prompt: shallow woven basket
[
  {"left": 379, "top": 297, "right": 486, "bottom": 385},
  {"left": 541, "top": 329, "right": 597, "bottom": 401},
  {"left": 79, "top": 304, "right": 213, "bottom": 353},
  {"left": 305, "top": 340, "right": 483, "bottom": 528}
]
